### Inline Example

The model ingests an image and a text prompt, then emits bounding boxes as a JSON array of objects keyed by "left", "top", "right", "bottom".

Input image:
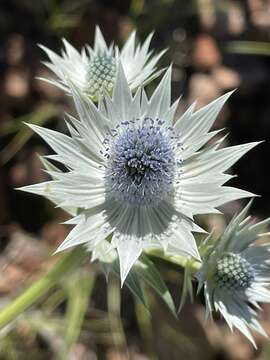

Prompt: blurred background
[{"left": 1, "top": 0, "right": 270, "bottom": 359}]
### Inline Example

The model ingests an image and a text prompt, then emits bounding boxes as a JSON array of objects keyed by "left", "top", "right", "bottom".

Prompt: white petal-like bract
[
  {"left": 20, "top": 67, "right": 258, "bottom": 284},
  {"left": 39, "top": 26, "right": 166, "bottom": 101},
  {"left": 196, "top": 200, "right": 270, "bottom": 346}
]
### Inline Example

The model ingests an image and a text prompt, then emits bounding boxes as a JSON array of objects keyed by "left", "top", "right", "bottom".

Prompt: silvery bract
[
  {"left": 20, "top": 66, "right": 258, "bottom": 285},
  {"left": 196, "top": 201, "right": 270, "bottom": 346},
  {"left": 39, "top": 26, "right": 166, "bottom": 101}
]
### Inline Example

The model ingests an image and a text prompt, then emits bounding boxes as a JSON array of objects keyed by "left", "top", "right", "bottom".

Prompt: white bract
[
  {"left": 39, "top": 26, "right": 166, "bottom": 101},
  {"left": 20, "top": 66, "right": 258, "bottom": 284},
  {"left": 196, "top": 201, "right": 270, "bottom": 346}
]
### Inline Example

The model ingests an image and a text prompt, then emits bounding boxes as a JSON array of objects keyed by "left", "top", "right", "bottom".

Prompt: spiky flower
[
  {"left": 39, "top": 26, "right": 166, "bottom": 101},
  {"left": 20, "top": 66, "right": 258, "bottom": 284},
  {"left": 196, "top": 201, "right": 270, "bottom": 346}
]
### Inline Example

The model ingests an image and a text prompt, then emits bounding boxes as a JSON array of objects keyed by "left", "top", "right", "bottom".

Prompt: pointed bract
[
  {"left": 39, "top": 25, "right": 166, "bottom": 100},
  {"left": 20, "top": 70, "right": 259, "bottom": 284},
  {"left": 196, "top": 200, "right": 270, "bottom": 346}
]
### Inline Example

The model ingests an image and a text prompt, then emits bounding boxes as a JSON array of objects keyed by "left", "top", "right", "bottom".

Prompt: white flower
[
  {"left": 39, "top": 26, "right": 166, "bottom": 101},
  {"left": 20, "top": 66, "right": 258, "bottom": 285},
  {"left": 196, "top": 201, "right": 270, "bottom": 346}
]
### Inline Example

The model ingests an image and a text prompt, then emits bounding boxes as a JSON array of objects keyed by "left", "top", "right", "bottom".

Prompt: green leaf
[
  {"left": 101, "top": 258, "right": 148, "bottom": 308},
  {"left": 95, "top": 240, "right": 147, "bottom": 308},
  {"left": 178, "top": 260, "right": 194, "bottom": 313},
  {"left": 134, "top": 254, "right": 177, "bottom": 317},
  {"left": 96, "top": 242, "right": 175, "bottom": 314},
  {"left": 125, "top": 270, "right": 148, "bottom": 308}
]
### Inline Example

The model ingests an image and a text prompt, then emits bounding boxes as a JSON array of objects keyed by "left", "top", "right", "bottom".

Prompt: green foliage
[{"left": 0, "top": 105, "right": 58, "bottom": 164}]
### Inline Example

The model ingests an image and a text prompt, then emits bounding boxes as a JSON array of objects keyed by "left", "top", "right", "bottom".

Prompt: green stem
[
  {"left": 147, "top": 249, "right": 202, "bottom": 274},
  {"left": 107, "top": 276, "right": 128, "bottom": 354},
  {"left": 0, "top": 245, "right": 201, "bottom": 330},
  {"left": 59, "top": 270, "right": 95, "bottom": 359},
  {"left": 0, "top": 246, "right": 87, "bottom": 330}
]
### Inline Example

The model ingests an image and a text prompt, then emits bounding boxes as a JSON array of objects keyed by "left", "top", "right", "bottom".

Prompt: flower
[
  {"left": 196, "top": 201, "right": 270, "bottom": 346},
  {"left": 39, "top": 26, "right": 166, "bottom": 101},
  {"left": 20, "top": 65, "right": 258, "bottom": 284}
]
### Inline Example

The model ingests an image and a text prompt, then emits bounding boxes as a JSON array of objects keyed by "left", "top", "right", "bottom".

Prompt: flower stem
[
  {"left": 0, "top": 246, "right": 87, "bottom": 330},
  {"left": 147, "top": 249, "right": 202, "bottom": 274},
  {"left": 0, "top": 246, "right": 201, "bottom": 330}
]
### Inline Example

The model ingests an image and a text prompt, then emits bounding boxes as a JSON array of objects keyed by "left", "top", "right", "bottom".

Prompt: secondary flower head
[
  {"left": 20, "top": 66, "right": 258, "bottom": 284},
  {"left": 196, "top": 201, "right": 270, "bottom": 346},
  {"left": 39, "top": 26, "right": 166, "bottom": 101}
]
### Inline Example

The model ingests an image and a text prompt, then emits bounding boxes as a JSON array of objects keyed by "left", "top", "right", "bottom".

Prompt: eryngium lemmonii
[
  {"left": 196, "top": 201, "right": 270, "bottom": 347},
  {"left": 39, "top": 26, "right": 166, "bottom": 101},
  {"left": 20, "top": 66, "right": 258, "bottom": 284}
]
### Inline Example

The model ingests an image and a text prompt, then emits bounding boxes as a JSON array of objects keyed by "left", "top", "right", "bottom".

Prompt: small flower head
[
  {"left": 196, "top": 201, "right": 270, "bottom": 346},
  {"left": 20, "top": 66, "right": 258, "bottom": 285},
  {"left": 87, "top": 52, "right": 117, "bottom": 98},
  {"left": 39, "top": 26, "right": 166, "bottom": 101},
  {"left": 214, "top": 252, "right": 254, "bottom": 291}
]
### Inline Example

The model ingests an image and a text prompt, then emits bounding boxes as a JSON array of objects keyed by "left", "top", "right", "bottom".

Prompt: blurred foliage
[
  {"left": 226, "top": 41, "right": 270, "bottom": 56},
  {"left": 0, "top": 105, "right": 58, "bottom": 164}
]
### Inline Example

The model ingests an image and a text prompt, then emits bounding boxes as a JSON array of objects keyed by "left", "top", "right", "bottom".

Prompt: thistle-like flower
[
  {"left": 20, "top": 66, "right": 258, "bottom": 284},
  {"left": 196, "top": 201, "right": 270, "bottom": 346},
  {"left": 39, "top": 26, "right": 166, "bottom": 101}
]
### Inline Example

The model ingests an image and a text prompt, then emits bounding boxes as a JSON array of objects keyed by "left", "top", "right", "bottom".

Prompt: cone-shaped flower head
[
  {"left": 20, "top": 66, "right": 258, "bottom": 285},
  {"left": 39, "top": 26, "right": 166, "bottom": 101},
  {"left": 196, "top": 201, "right": 270, "bottom": 346}
]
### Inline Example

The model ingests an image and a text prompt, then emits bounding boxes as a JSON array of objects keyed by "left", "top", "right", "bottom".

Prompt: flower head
[
  {"left": 196, "top": 201, "right": 270, "bottom": 346},
  {"left": 104, "top": 117, "right": 180, "bottom": 206},
  {"left": 20, "top": 65, "right": 258, "bottom": 284},
  {"left": 39, "top": 26, "right": 166, "bottom": 101}
]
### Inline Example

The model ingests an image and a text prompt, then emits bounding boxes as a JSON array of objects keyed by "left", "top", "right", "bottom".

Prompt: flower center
[
  {"left": 87, "top": 53, "right": 116, "bottom": 98},
  {"left": 103, "top": 118, "right": 182, "bottom": 206},
  {"left": 215, "top": 253, "right": 254, "bottom": 291}
]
